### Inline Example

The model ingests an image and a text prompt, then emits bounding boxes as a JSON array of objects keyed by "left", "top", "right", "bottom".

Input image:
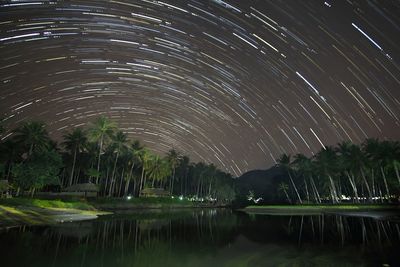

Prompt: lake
[{"left": 0, "top": 209, "right": 399, "bottom": 267}]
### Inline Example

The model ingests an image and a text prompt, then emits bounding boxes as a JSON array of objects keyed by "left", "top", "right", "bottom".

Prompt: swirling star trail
[{"left": 1, "top": 0, "right": 399, "bottom": 176}]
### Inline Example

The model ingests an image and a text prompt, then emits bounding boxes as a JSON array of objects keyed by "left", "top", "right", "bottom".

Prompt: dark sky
[{"left": 1, "top": 0, "right": 399, "bottom": 176}]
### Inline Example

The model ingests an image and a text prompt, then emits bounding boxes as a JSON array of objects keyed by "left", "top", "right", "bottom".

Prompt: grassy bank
[
  {"left": 0, "top": 198, "right": 108, "bottom": 228},
  {"left": 243, "top": 204, "right": 400, "bottom": 216},
  {"left": 91, "top": 197, "right": 200, "bottom": 210}
]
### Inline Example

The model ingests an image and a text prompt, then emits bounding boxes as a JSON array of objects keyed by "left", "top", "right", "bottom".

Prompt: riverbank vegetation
[
  {"left": 275, "top": 140, "right": 400, "bottom": 204},
  {"left": 0, "top": 117, "right": 235, "bottom": 204},
  {"left": 0, "top": 198, "right": 103, "bottom": 227}
]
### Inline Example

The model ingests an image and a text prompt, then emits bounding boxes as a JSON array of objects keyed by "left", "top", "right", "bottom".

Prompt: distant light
[
  {"left": 179, "top": 195, "right": 183, "bottom": 200},
  {"left": 127, "top": 196, "right": 132, "bottom": 200}
]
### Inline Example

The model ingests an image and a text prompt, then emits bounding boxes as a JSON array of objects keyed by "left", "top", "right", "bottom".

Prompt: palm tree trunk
[
  {"left": 96, "top": 135, "right": 104, "bottom": 184},
  {"left": 346, "top": 171, "right": 359, "bottom": 203},
  {"left": 328, "top": 175, "right": 339, "bottom": 203},
  {"left": 283, "top": 189, "right": 291, "bottom": 203},
  {"left": 196, "top": 177, "right": 201, "bottom": 197},
  {"left": 124, "top": 162, "right": 135, "bottom": 197},
  {"left": 310, "top": 176, "right": 321, "bottom": 203},
  {"left": 109, "top": 151, "right": 120, "bottom": 197},
  {"left": 69, "top": 148, "right": 77, "bottom": 186},
  {"left": 6, "top": 162, "right": 12, "bottom": 180},
  {"left": 170, "top": 168, "right": 175, "bottom": 195},
  {"left": 371, "top": 169, "right": 376, "bottom": 197},
  {"left": 140, "top": 166, "right": 145, "bottom": 193},
  {"left": 393, "top": 162, "right": 400, "bottom": 187},
  {"left": 118, "top": 168, "right": 124, "bottom": 197},
  {"left": 288, "top": 171, "right": 302, "bottom": 204},
  {"left": 304, "top": 178, "right": 310, "bottom": 202},
  {"left": 380, "top": 166, "right": 390, "bottom": 197},
  {"left": 124, "top": 178, "right": 131, "bottom": 197},
  {"left": 360, "top": 167, "right": 372, "bottom": 202}
]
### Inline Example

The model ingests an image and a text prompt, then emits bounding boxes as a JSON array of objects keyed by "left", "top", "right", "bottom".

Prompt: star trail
[{"left": 0, "top": 0, "right": 399, "bottom": 176}]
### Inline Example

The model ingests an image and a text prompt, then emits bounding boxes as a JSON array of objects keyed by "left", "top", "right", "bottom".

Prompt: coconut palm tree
[
  {"left": 62, "top": 127, "right": 87, "bottom": 186},
  {"left": 314, "top": 146, "right": 340, "bottom": 203},
  {"left": 336, "top": 141, "right": 361, "bottom": 202},
  {"left": 363, "top": 138, "right": 391, "bottom": 198},
  {"left": 14, "top": 121, "right": 50, "bottom": 156},
  {"left": 166, "top": 149, "right": 181, "bottom": 195},
  {"left": 177, "top": 155, "right": 190, "bottom": 195},
  {"left": 88, "top": 116, "right": 116, "bottom": 183},
  {"left": 123, "top": 140, "right": 142, "bottom": 197},
  {"left": 293, "top": 153, "right": 320, "bottom": 203},
  {"left": 277, "top": 154, "right": 302, "bottom": 203},
  {"left": 108, "top": 131, "right": 127, "bottom": 196},
  {"left": 137, "top": 148, "right": 152, "bottom": 192},
  {"left": 148, "top": 155, "right": 171, "bottom": 188},
  {"left": 278, "top": 182, "right": 291, "bottom": 203}
]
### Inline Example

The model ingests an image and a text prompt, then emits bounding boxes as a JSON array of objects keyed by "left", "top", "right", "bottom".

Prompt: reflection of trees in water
[
  {"left": 0, "top": 209, "right": 239, "bottom": 267},
  {"left": 1, "top": 211, "right": 399, "bottom": 266},
  {"left": 242, "top": 214, "right": 400, "bottom": 247}
]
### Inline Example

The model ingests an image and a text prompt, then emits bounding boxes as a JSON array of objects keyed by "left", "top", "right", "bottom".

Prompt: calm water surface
[{"left": 0, "top": 209, "right": 399, "bottom": 267}]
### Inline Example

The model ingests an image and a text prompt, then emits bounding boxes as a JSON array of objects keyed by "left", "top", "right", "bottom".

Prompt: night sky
[{"left": 1, "top": 0, "right": 399, "bottom": 176}]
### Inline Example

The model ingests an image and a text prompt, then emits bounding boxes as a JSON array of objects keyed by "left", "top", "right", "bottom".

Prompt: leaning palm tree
[
  {"left": 88, "top": 116, "right": 116, "bottom": 183},
  {"left": 277, "top": 154, "right": 302, "bottom": 203},
  {"left": 62, "top": 127, "right": 87, "bottom": 186},
  {"left": 166, "top": 149, "right": 181, "bottom": 195},
  {"left": 14, "top": 121, "right": 50, "bottom": 156}
]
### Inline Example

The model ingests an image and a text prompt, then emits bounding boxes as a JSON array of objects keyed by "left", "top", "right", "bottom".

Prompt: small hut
[
  {"left": 63, "top": 183, "right": 99, "bottom": 198},
  {"left": 140, "top": 188, "right": 170, "bottom": 198}
]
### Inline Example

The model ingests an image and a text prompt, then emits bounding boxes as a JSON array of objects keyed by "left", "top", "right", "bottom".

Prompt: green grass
[
  {"left": 245, "top": 204, "right": 398, "bottom": 210},
  {"left": 0, "top": 197, "right": 106, "bottom": 227},
  {"left": 0, "top": 197, "right": 96, "bottom": 211},
  {"left": 90, "top": 196, "right": 195, "bottom": 209},
  {"left": 93, "top": 196, "right": 191, "bottom": 204}
]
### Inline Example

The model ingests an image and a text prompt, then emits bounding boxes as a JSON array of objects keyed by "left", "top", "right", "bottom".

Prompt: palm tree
[
  {"left": 277, "top": 154, "right": 302, "bottom": 203},
  {"left": 293, "top": 153, "right": 320, "bottom": 203},
  {"left": 124, "top": 140, "right": 142, "bottom": 197},
  {"left": 193, "top": 162, "right": 207, "bottom": 198},
  {"left": 14, "top": 121, "right": 49, "bottom": 156},
  {"left": 88, "top": 116, "right": 116, "bottom": 183},
  {"left": 206, "top": 163, "right": 217, "bottom": 197},
  {"left": 148, "top": 156, "right": 171, "bottom": 187},
  {"left": 314, "top": 146, "right": 340, "bottom": 203},
  {"left": 0, "top": 139, "right": 21, "bottom": 180},
  {"left": 179, "top": 155, "right": 190, "bottom": 196},
  {"left": 108, "top": 131, "right": 127, "bottom": 196},
  {"left": 62, "top": 128, "right": 87, "bottom": 186},
  {"left": 336, "top": 141, "right": 360, "bottom": 202},
  {"left": 392, "top": 141, "right": 400, "bottom": 187},
  {"left": 364, "top": 138, "right": 391, "bottom": 198},
  {"left": 166, "top": 149, "right": 181, "bottom": 195},
  {"left": 137, "top": 148, "right": 152, "bottom": 192},
  {"left": 278, "top": 182, "right": 291, "bottom": 203}
]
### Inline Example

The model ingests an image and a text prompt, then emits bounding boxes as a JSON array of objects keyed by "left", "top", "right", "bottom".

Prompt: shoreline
[
  {"left": 242, "top": 204, "right": 400, "bottom": 220},
  {"left": 0, "top": 197, "right": 227, "bottom": 229}
]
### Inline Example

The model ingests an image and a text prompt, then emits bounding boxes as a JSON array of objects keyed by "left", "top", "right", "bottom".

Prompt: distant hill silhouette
[{"left": 234, "top": 166, "right": 286, "bottom": 204}]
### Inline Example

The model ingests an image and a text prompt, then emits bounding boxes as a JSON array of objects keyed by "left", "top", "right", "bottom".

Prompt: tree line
[
  {"left": 0, "top": 116, "right": 235, "bottom": 203},
  {"left": 276, "top": 139, "right": 400, "bottom": 203}
]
